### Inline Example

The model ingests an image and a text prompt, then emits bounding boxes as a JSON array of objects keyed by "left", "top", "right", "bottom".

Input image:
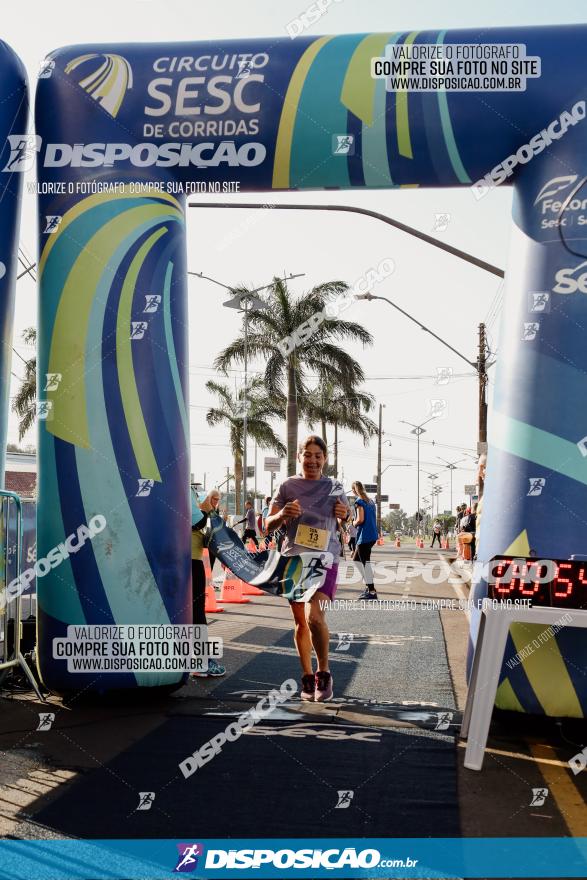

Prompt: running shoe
[
  {"left": 190, "top": 667, "right": 208, "bottom": 678},
  {"left": 207, "top": 659, "right": 226, "bottom": 676},
  {"left": 315, "top": 670, "right": 333, "bottom": 702},
  {"left": 357, "top": 589, "right": 378, "bottom": 601},
  {"left": 301, "top": 673, "right": 315, "bottom": 702}
]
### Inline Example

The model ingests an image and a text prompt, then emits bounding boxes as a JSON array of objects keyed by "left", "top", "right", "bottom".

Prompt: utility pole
[
  {"left": 478, "top": 322, "right": 488, "bottom": 498},
  {"left": 376, "top": 404, "right": 385, "bottom": 534}
]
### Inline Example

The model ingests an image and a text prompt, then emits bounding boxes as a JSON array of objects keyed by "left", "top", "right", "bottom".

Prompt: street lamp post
[
  {"left": 400, "top": 417, "right": 437, "bottom": 537},
  {"left": 426, "top": 474, "right": 438, "bottom": 518},
  {"left": 376, "top": 404, "right": 386, "bottom": 534},
  {"left": 223, "top": 289, "right": 269, "bottom": 513},
  {"left": 437, "top": 456, "right": 469, "bottom": 515}
]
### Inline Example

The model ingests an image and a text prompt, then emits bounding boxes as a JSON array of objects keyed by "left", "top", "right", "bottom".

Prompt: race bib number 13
[{"left": 294, "top": 524, "right": 329, "bottom": 551}]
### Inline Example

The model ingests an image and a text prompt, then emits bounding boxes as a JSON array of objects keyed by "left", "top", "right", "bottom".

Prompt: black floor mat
[{"left": 32, "top": 712, "right": 459, "bottom": 838}]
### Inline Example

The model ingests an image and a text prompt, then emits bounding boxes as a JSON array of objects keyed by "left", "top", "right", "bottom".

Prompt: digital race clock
[{"left": 487, "top": 557, "right": 587, "bottom": 608}]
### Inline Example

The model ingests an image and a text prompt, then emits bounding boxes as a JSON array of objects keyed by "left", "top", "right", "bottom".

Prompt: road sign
[
  {"left": 444, "top": 509, "right": 452, "bottom": 515},
  {"left": 464, "top": 484, "right": 477, "bottom": 495},
  {"left": 264, "top": 457, "right": 281, "bottom": 473},
  {"left": 364, "top": 483, "right": 377, "bottom": 493},
  {"left": 246, "top": 466, "right": 255, "bottom": 478},
  {"left": 380, "top": 494, "right": 389, "bottom": 502},
  {"left": 389, "top": 503, "right": 400, "bottom": 510}
]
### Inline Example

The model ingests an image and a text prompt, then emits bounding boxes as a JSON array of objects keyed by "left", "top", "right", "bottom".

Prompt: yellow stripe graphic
[
  {"left": 273, "top": 36, "right": 332, "bottom": 189},
  {"left": 341, "top": 33, "right": 393, "bottom": 126},
  {"left": 47, "top": 204, "right": 178, "bottom": 449},
  {"left": 508, "top": 623, "right": 582, "bottom": 717},
  {"left": 116, "top": 227, "right": 166, "bottom": 481},
  {"left": 396, "top": 31, "right": 418, "bottom": 158},
  {"left": 39, "top": 187, "right": 181, "bottom": 278}
]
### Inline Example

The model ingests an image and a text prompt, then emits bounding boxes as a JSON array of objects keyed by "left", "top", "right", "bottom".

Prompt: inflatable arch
[
  {"left": 33, "top": 25, "right": 587, "bottom": 709},
  {"left": 0, "top": 43, "right": 28, "bottom": 479}
]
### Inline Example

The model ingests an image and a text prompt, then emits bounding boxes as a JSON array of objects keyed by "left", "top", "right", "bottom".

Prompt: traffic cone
[
  {"left": 377, "top": 535, "right": 384, "bottom": 546},
  {"left": 219, "top": 569, "right": 250, "bottom": 604},
  {"left": 205, "top": 584, "right": 224, "bottom": 613},
  {"left": 395, "top": 537, "right": 401, "bottom": 548}
]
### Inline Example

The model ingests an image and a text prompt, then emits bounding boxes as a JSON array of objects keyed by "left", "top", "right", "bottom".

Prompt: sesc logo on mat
[{"left": 174, "top": 843, "right": 204, "bottom": 873}]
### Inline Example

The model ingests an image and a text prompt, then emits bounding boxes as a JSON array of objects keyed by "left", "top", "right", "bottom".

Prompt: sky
[{"left": 5, "top": 0, "right": 587, "bottom": 514}]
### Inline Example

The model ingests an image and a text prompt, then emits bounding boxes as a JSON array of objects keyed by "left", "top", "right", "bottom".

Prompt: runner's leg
[
  {"left": 306, "top": 591, "right": 330, "bottom": 673},
  {"left": 356, "top": 541, "right": 376, "bottom": 591},
  {"left": 290, "top": 601, "right": 313, "bottom": 675}
]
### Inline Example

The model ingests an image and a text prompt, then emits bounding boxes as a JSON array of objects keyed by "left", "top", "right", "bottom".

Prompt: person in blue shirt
[{"left": 352, "top": 480, "right": 379, "bottom": 600}]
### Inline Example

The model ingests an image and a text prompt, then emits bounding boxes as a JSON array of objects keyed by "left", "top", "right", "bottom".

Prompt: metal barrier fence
[{"left": 0, "top": 491, "right": 42, "bottom": 699}]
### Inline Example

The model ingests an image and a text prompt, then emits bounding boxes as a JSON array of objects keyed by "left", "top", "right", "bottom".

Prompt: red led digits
[
  {"left": 492, "top": 558, "right": 514, "bottom": 596},
  {"left": 490, "top": 556, "right": 586, "bottom": 607},
  {"left": 553, "top": 562, "right": 574, "bottom": 599},
  {"left": 520, "top": 561, "right": 541, "bottom": 596}
]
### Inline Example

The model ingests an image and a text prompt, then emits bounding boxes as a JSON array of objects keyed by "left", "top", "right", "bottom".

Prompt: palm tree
[
  {"left": 12, "top": 327, "right": 36, "bottom": 441},
  {"left": 206, "top": 376, "right": 286, "bottom": 514},
  {"left": 303, "top": 382, "right": 378, "bottom": 477},
  {"left": 214, "top": 277, "right": 373, "bottom": 475}
]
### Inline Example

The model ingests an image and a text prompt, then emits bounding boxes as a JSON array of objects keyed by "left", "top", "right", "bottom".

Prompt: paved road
[{"left": 0, "top": 544, "right": 584, "bottom": 847}]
